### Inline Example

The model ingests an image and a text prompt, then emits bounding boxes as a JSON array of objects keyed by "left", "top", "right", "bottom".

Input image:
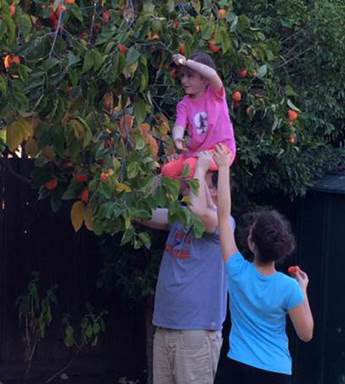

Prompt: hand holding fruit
[
  {"left": 288, "top": 265, "right": 309, "bottom": 292},
  {"left": 173, "top": 54, "right": 186, "bottom": 66}
]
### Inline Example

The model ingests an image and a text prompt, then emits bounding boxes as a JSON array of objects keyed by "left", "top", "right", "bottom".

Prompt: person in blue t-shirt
[
  {"left": 212, "top": 144, "right": 314, "bottom": 384},
  {"left": 142, "top": 152, "right": 234, "bottom": 384}
]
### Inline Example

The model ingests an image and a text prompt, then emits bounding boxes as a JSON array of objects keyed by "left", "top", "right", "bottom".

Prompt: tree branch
[
  {"left": 49, "top": 1, "right": 65, "bottom": 59},
  {"left": 88, "top": 0, "right": 98, "bottom": 47}
]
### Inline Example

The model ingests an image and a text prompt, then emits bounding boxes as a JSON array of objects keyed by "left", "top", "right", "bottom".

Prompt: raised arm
[
  {"left": 288, "top": 269, "right": 314, "bottom": 342},
  {"left": 141, "top": 208, "right": 169, "bottom": 231},
  {"left": 189, "top": 152, "right": 218, "bottom": 233},
  {"left": 173, "top": 54, "right": 223, "bottom": 91},
  {"left": 213, "top": 144, "right": 238, "bottom": 260}
]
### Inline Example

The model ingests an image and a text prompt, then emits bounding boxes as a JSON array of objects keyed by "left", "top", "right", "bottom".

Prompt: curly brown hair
[{"left": 250, "top": 210, "right": 296, "bottom": 263}]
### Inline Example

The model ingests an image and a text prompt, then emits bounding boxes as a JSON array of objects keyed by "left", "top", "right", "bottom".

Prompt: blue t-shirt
[
  {"left": 153, "top": 221, "right": 229, "bottom": 331},
  {"left": 226, "top": 252, "right": 304, "bottom": 375}
]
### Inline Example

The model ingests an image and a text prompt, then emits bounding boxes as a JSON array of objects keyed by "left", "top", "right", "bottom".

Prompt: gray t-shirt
[{"left": 153, "top": 221, "right": 228, "bottom": 331}]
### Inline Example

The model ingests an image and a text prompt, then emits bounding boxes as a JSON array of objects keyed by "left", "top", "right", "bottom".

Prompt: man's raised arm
[{"left": 141, "top": 208, "right": 170, "bottom": 231}]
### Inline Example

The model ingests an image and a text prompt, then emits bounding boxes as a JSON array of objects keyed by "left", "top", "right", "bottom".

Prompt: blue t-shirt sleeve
[
  {"left": 285, "top": 279, "right": 305, "bottom": 310},
  {"left": 225, "top": 251, "right": 249, "bottom": 278}
]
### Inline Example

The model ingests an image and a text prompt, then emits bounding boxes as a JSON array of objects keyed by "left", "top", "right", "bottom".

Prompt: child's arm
[
  {"left": 173, "top": 54, "right": 223, "bottom": 91},
  {"left": 172, "top": 125, "right": 186, "bottom": 152},
  {"left": 288, "top": 270, "right": 314, "bottom": 342},
  {"left": 173, "top": 101, "right": 188, "bottom": 152}
]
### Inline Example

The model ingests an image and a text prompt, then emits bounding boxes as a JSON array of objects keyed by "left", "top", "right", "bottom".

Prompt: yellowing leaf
[
  {"left": 70, "top": 119, "right": 85, "bottom": 140},
  {"left": 115, "top": 182, "right": 132, "bottom": 193},
  {"left": 145, "top": 134, "right": 159, "bottom": 158},
  {"left": 122, "top": 62, "right": 138, "bottom": 79},
  {"left": 71, "top": 201, "right": 84, "bottom": 231},
  {"left": 84, "top": 203, "right": 94, "bottom": 231},
  {"left": 103, "top": 92, "right": 113, "bottom": 112},
  {"left": 181, "top": 195, "right": 191, "bottom": 204},
  {"left": 6, "top": 118, "right": 34, "bottom": 151},
  {"left": 119, "top": 114, "right": 134, "bottom": 138}
]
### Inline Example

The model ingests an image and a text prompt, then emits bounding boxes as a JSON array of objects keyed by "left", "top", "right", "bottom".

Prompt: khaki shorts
[{"left": 153, "top": 328, "right": 223, "bottom": 384}]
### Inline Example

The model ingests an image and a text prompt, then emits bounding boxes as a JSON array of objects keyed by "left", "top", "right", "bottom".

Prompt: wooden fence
[{"left": 0, "top": 158, "right": 147, "bottom": 383}]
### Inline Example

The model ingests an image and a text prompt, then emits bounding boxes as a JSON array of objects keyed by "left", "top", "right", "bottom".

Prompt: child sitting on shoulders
[{"left": 161, "top": 52, "right": 236, "bottom": 178}]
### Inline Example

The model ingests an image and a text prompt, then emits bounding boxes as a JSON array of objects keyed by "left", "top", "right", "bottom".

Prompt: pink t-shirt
[{"left": 175, "top": 85, "right": 236, "bottom": 157}]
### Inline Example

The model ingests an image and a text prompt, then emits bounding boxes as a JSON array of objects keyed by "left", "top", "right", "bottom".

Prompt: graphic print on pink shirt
[{"left": 175, "top": 85, "right": 236, "bottom": 157}]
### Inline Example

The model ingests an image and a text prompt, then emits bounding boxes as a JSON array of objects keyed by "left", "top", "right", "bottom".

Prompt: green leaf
[
  {"left": 17, "top": 13, "right": 32, "bottom": 36},
  {"left": 138, "top": 231, "right": 151, "bottom": 249},
  {"left": 92, "top": 49, "right": 105, "bottom": 71},
  {"left": 0, "top": 76, "right": 7, "bottom": 94},
  {"left": 64, "top": 325, "right": 75, "bottom": 347},
  {"left": 166, "top": 0, "right": 175, "bottom": 12},
  {"left": 18, "top": 64, "right": 30, "bottom": 81},
  {"left": 162, "top": 177, "right": 180, "bottom": 201},
  {"left": 93, "top": 322, "right": 101, "bottom": 334},
  {"left": 62, "top": 181, "right": 80, "bottom": 200},
  {"left": 192, "top": 0, "right": 201, "bottom": 13},
  {"left": 3, "top": 14, "right": 16, "bottom": 44},
  {"left": 126, "top": 47, "right": 141, "bottom": 66},
  {"left": 82, "top": 50, "right": 94, "bottom": 73},
  {"left": 181, "top": 164, "right": 191, "bottom": 178},
  {"left": 98, "top": 181, "right": 113, "bottom": 199},
  {"left": 70, "top": 5, "right": 83, "bottom": 22},
  {"left": 134, "top": 98, "right": 147, "bottom": 125},
  {"left": 85, "top": 324, "right": 93, "bottom": 338},
  {"left": 42, "top": 57, "right": 61, "bottom": 72},
  {"left": 230, "top": 15, "right": 238, "bottom": 32},
  {"left": 192, "top": 217, "right": 205, "bottom": 238},
  {"left": 201, "top": 24, "right": 213, "bottom": 40},
  {"left": 127, "top": 161, "right": 139, "bottom": 179},
  {"left": 287, "top": 99, "right": 301, "bottom": 113},
  {"left": 67, "top": 52, "right": 81, "bottom": 66},
  {"left": 256, "top": 64, "right": 267, "bottom": 79},
  {"left": 121, "top": 227, "right": 135, "bottom": 246},
  {"left": 220, "top": 28, "right": 231, "bottom": 54}
]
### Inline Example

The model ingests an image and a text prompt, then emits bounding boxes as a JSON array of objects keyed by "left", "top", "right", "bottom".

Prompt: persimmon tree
[{"left": 1, "top": 0, "right": 344, "bottom": 244}]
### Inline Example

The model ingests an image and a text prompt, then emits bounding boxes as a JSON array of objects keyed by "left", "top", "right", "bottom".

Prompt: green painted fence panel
[{"left": 294, "top": 174, "right": 345, "bottom": 384}]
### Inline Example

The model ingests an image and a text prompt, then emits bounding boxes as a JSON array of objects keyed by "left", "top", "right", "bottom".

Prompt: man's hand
[
  {"left": 213, "top": 144, "right": 233, "bottom": 168},
  {"left": 173, "top": 53, "right": 186, "bottom": 66},
  {"left": 196, "top": 151, "right": 213, "bottom": 174}
]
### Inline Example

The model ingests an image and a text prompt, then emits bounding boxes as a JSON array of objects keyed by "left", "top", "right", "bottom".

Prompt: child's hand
[
  {"left": 213, "top": 144, "right": 233, "bottom": 168},
  {"left": 174, "top": 138, "right": 187, "bottom": 152},
  {"left": 173, "top": 54, "right": 187, "bottom": 66},
  {"left": 291, "top": 267, "right": 309, "bottom": 292}
]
